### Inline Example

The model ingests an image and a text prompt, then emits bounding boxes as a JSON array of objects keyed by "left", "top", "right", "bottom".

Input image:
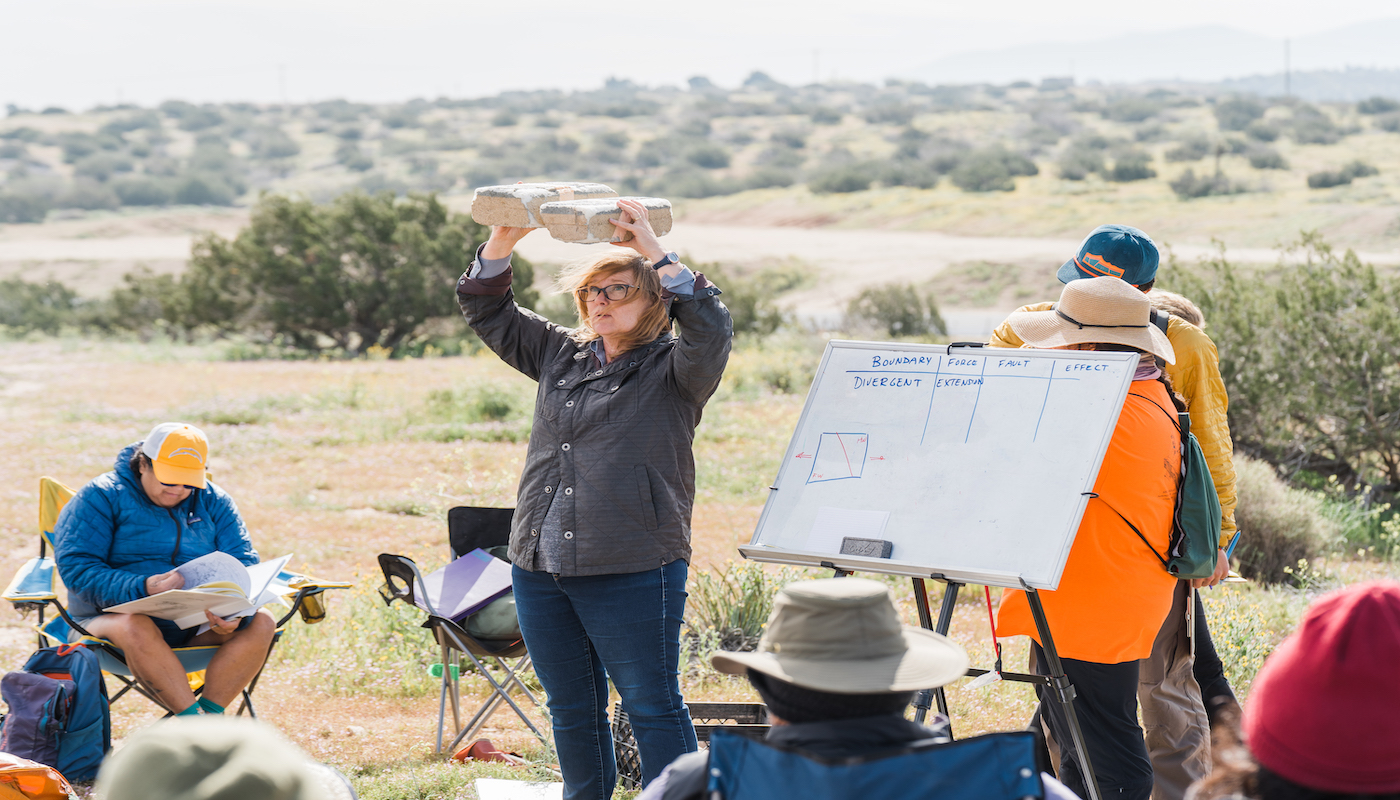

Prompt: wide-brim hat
[
  {"left": 1007, "top": 276, "right": 1175, "bottom": 364},
  {"left": 710, "top": 577, "right": 969, "bottom": 694}
]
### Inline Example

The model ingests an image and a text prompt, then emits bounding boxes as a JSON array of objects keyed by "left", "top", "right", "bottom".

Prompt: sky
[{"left": 5, "top": 0, "right": 1400, "bottom": 109}]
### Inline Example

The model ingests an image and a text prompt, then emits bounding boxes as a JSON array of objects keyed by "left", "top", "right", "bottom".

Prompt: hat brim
[
  {"left": 151, "top": 461, "right": 207, "bottom": 489},
  {"left": 710, "top": 627, "right": 969, "bottom": 694},
  {"left": 1056, "top": 258, "right": 1084, "bottom": 284},
  {"left": 1006, "top": 307, "right": 1175, "bottom": 364}
]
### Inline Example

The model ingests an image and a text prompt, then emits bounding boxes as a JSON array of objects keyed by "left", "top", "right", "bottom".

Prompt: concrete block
[
  {"left": 538, "top": 197, "right": 673, "bottom": 244},
  {"left": 470, "top": 182, "right": 617, "bottom": 228}
]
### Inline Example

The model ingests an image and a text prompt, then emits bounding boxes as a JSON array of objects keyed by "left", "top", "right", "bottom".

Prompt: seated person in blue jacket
[
  {"left": 52, "top": 422, "right": 275, "bottom": 716},
  {"left": 639, "top": 577, "right": 1080, "bottom": 800}
]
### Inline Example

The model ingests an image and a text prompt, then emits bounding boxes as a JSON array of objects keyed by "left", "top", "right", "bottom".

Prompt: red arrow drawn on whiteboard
[{"left": 795, "top": 452, "right": 812, "bottom": 459}]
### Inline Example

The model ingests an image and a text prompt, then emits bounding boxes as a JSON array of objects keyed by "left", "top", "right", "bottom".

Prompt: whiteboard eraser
[{"left": 840, "top": 538, "right": 893, "bottom": 559}]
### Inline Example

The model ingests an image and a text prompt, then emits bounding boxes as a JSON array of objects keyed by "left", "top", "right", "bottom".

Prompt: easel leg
[
  {"left": 919, "top": 580, "right": 962, "bottom": 731},
  {"left": 911, "top": 578, "right": 934, "bottom": 725},
  {"left": 1027, "top": 588, "right": 1102, "bottom": 800}
]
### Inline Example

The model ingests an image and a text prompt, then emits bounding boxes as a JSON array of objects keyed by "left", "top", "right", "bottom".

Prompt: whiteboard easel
[{"left": 740, "top": 341, "right": 1139, "bottom": 800}]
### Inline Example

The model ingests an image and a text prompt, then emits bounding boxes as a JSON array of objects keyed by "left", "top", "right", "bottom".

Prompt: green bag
[
  {"left": 463, "top": 546, "right": 521, "bottom": 641},
  {"left": 1104, "top": 398, "right": 1222, "bottom": 580}
]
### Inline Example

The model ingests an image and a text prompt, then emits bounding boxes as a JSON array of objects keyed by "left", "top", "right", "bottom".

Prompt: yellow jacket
[{"left": 990, "top": 303, "right": 1238, "bottom": 545}]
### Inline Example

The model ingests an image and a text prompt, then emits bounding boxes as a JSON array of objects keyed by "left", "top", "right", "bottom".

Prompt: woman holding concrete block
[{"left": 455, "top": 198, "right": 733, "bottom": 800}]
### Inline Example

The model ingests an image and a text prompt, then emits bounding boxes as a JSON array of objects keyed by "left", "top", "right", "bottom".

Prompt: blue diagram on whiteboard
[{"left": 805, "top": 432, "right": 869, "bottom": 484}]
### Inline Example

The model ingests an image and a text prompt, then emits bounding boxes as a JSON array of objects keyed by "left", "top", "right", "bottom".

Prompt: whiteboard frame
[{"left": 741, "top": 340, "right": 1138, "bottom": 590}]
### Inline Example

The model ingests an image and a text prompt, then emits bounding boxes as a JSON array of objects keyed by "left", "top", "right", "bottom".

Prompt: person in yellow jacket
[{"left": 989, "top": 224, "right": 1236, "bottom": 800}]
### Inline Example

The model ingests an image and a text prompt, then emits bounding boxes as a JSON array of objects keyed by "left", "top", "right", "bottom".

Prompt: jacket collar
[{"left": 764, "top": 713, "right": 950, "bottom": 757}]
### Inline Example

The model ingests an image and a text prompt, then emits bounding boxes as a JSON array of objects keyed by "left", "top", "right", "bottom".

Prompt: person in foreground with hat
[
  {"left": 639, "top": 577, "right": 1080, "bottom": 800},
  {"left": 53, "top": 423, "right": 275, "bottom": 717},
  {"left": 996, "top": 276, "right": 1186, "bottom": 800},
  {"left": 1189, "top": 581, "right": 1400, "bottom": 800},
  {"left": 991, "top": 225, "right": 1239, "bottom": 800},
  {"left": 96, "top": 716, "right": 357, "bottom": 800}
]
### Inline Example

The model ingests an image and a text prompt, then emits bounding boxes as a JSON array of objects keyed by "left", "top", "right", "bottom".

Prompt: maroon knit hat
[{"left": 1242, "top": 581, "right": 1400, "bottom": 793}]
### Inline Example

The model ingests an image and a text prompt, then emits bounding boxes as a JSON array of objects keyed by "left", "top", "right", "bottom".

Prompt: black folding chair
[{"left": 378, "top": 506, "right": 547, "bottom": 754}]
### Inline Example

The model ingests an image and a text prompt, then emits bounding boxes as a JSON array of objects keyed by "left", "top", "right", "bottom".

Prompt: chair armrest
[
  {"left": 4, "top": 557, "right": 57, "bottom": 605},
  {"left": 377, "top": 553, "right": 437, "bottom": 615}
]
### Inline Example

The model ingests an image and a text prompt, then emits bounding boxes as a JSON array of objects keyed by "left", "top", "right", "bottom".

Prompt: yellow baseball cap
[{"left": 140, "top": 423, "right": 209, "bottom": 489}]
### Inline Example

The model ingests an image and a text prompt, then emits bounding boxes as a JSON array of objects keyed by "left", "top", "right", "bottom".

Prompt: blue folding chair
[{"left": 705, "top": 729, "right": 1045, "bottom": 800}]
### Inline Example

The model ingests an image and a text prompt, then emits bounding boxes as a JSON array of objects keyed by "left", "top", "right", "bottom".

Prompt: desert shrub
[
  {"left": 950, "top": 147, "right": 1037, "bottom": 192},
  {"left": 744, "top": 167, "right": 796, "bottom": 190},
  {"left": 1289, "top": 107, "right": 1340, "bottom": 144},
  {"left": 1247, "top": 147, "right": 1289, "bottom": 170},
  {"left": 0, "top": 277, "right": 85, "bottom": 334},
  {"left": 1232, "top": 456, "right": 1333, "bottom": 585},
  {"left": 1245, "top": 120, "right": 1280, "bottom": 142},
  {"left": 1170, "top": 168, "right": 1243, "bottom": 199},
  {"left": 101, "top": 266, "right": 193, "bottom": 336},
  {"left": 112, "top": 176, "right": 172, "bottom": 206},
  {"left": 864, "top": 101, "right": 914, "bottom": 126},
  {"left": 491, "top": 109, "right": 518, "bottom": 127},
  {"left": 177, "top": 107, "right": 224, "bottom": 132},
  {"left": 1375, "top": 113, "right": 1400, "bottom": 133},
  {"left": 809, "top": 106, "right": 844, "bottom": 125},
  {"left": 0, "top": 126, "right": 43, "bottom": 142},
  {"left": 662, "top": 168, "right": 740, "bottom": 198},
  {"left": 808, "top": 164, "right": 873, "bottom": 194},
  {"left": 173, "top": 174, "right": 236, "bottom": 205},
  {"left": 1214, "top": 97, "right": 1266, "bottom": 131},
  {"left": 422, "top": 383, "right": 522, "bottom": 424},
  {"left": 248, "top": 127, "right": 300, "bottom": 159},
  {"left": 72, "top": 152, "right": 135, "bottom": 182},
  {"left": 99, "top": 111, "right": 161, "bottom": 136},
  {"left": 1167, "top": 233, "right": 1400, "bottom": 490},
  {"left": 0, "top": 141, "right": 25, "bottom": 158},
  {"left": 1357, "top": 97, "right": 1400, "bottom": 115},
  {"left": 1057, "top": 147, "right": 1104, "bottom": 180},
  {"left": 1307, "top": 160, "right": 1379, "bottom": 189},
  {"left": 0, "top": 191, "right": 51, "bottom": 223},
  {"left": 687, "top": 560, "right": 800, "bottom": 651},
  {"left": 1102, "top": 97, "right": 1161, "bottom": 123},
  {"left": 1106, "top": 148, "right": 1156, "bottom": 182},
  {"left": 686, "top": 143, "right": 731, "bottom": 169},
  {"left": 1165, "top": 134, "right": 1212, "bottom": 162},
  {"left": 846, "top": 283, "right": 947, "bottom": 337},
  {"left": 182, "top": 191, "right": 532, "bottom": 355},
  {"left": 55, "top": 179, "right": 120, "bottom": 210},
  {"left": 878, "top": 160, "right": 940, "bottom": 189},
  {"left": 694, "top": 261, "right": 799, "bottom": 336}
]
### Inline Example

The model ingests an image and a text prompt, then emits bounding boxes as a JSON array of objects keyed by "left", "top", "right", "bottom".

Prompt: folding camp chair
[
  {"left": 4, "top": 476, "right": 351, "bottom": 717},
  {"left": 705, "top": 729, "right": 1047, "bottom": 800},
  {"left": 378, "top": 505, "right": 547, "bottom": 754}
]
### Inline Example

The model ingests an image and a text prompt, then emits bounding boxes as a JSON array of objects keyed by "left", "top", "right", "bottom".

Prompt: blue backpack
[
  {"left": 705, "top": 730, "right": 1045, "bottom": 800},
  {"left": 0, "top": 644, "right": 111, "bottom": 782}
]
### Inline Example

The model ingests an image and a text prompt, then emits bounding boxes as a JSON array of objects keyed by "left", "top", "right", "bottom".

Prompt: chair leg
[{"left": 445, "top": 649, "right": 549, "bottom": 753}]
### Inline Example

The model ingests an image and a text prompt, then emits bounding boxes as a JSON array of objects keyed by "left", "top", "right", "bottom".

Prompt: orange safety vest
[{"left": 996, "top": 379, "right": 1181, "bottom": 664}]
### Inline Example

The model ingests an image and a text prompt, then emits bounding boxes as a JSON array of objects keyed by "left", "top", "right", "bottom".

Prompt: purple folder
[{"left": 418, "top": 548, "right": 514, "bottom": 622}]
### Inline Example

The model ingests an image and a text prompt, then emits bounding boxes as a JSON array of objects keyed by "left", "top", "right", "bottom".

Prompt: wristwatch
[{"left": 652, "top": 252, "right": 679, "bottom": 270}]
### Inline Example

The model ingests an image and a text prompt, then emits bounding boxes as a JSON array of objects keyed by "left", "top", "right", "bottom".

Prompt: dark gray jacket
[{"left": 456, "top": 265, "right": 732, "bottom": 576}]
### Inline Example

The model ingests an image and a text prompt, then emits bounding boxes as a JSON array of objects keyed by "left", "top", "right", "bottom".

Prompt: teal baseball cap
[{"left": 1057, "top": 224, "right": 1160, "bottom": 286}]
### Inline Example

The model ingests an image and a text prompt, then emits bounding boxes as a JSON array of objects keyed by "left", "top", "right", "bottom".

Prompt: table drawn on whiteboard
[
  {"left": 844, "top": 354, "right": 1083, "bottom": 445},
  {"left": 806, "top": 432, "right": 869, "bottom": 483}
]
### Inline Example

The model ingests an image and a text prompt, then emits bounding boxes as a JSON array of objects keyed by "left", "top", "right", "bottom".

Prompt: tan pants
[{"left": 1138, "top": 582, "right": 1211, "bottom": 800}]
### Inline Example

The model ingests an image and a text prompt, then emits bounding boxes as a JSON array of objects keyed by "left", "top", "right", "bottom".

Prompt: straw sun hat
[
  {"left": 1007, "top": 276, "right": 1175, "bottom": 364},
  {"left": 711, "top": 578, "right": 969, "bottom": 694}
]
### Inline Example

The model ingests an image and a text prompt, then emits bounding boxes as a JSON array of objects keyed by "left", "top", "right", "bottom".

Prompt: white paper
[
  {"left": 175, "top": 552, "right": 250, "bottom": 596},
  {"left": 474, "top": 779, "right": 563, "bottom": 800},
  {"left": 190, "top": 554, "right": 294, "bottom": 633},
  {"left": 806, "top": 507, "right": 891, "bottom": 555}
]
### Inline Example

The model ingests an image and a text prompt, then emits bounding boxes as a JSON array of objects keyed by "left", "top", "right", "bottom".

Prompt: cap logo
[
  {"left": 165, "top": 447, "right": 205, "bottom": 464},
  {"left": 1078, "top": 253, "right": 1125, "bottom": 279}
]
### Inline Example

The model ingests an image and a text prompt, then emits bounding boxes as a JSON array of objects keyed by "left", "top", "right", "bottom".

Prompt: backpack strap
[
  {"left": 1150, "top": 309, "right": 1170, "bottom": 334},
  {"left": 1093, "top": 494, "right": 1169, "bottom": 569}
]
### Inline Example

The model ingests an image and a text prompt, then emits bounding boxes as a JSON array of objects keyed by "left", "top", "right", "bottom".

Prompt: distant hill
[{"left": 903, "top": 18, "right": 1400, "bottom": 91}]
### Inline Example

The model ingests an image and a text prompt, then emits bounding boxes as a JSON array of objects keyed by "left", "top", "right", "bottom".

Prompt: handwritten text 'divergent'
[{"left": 853, "top": 375, "right": 924, "bottom": 390}]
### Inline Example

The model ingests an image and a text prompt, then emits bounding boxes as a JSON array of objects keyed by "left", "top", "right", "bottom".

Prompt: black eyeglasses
[{"left": 576, "top": 283, "right": 640, "bottom": 302}]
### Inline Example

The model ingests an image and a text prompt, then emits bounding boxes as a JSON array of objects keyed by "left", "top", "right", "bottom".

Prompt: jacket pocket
[{"left": 636, "top": 466, "right": 658, "bottom": 531}]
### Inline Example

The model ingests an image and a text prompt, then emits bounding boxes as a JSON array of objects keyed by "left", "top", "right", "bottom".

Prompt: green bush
[
  {"left": 1057, "top": 147, "right": 1104, "bottom": 180},
  {"left": 1307, "top": 160, "right": 1379, "bottom": 189},
  {"left": 173, "top": 174, "right": 236, "bottom": 205},
  {"left": 0, "top": 277, "right": 85, "bottom": 334},
  {"left": 1358, "top": 97, "right": 1400, "bottom": 114},
  {"left": 1166, "top": 234, "right": 1400, "bottom": 490},
  {"left": 113, "top": 176, "right": 173, "bottom": 206},
  {"left": 73, "top": 152, "right": 134, "bottom": 182},
  {"left": 0, "top": 192, "right": 50, "bottom": 223},
  {"left": 1247, "top": 147, "right": 1289, "bottom": 170},
  {"left": 1214, "top": 97, "right": 1266, "bottom": 131},
  {"left": 1165, "top": 135, "right": 1212, "bottom": 162},
  {"left": 808, "top": 164, "right": 873, "bottom": 194},
  {"left": 1107, "top": 148, "right": 1156, "bottom": 182},
  {"left": 686, "top": 143, "right": 731, "bottom": 169},
  {"left": 55, "top": 179, "right": 120, "bottom": 210},
  {"left": 951, "top": 146, "right": 1039, "bottom": 192},
  {"left": 1245, "top": 120, "right": 1280, "bottom": 142},
  {"left": 1170, "top": 168, "right": 1243, "bottom": 199},
  {"left": 1102, "top": 97, "right": 1162, "bottom": 123},
  {"left": 846, "top": 283, "right": 947, "bottom": 337},
  {"left": 1290, "top": 107, "right": 1340, "bottom": 145},
  {"left": 687, "top": 560, "right": 799, "bottom": 651},
  {"left": 1232, "top": 456, "right": 1333, "bottom": 585}
]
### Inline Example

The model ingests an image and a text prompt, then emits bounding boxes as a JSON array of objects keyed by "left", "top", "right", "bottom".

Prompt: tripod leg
[{"left": 929, "top": 581, "right": 962, "bottom": 732}]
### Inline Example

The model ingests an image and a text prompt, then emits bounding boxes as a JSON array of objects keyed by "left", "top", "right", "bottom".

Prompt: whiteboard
[{"left": 740, "top": 341, "right": 1138, "bottom": 590}]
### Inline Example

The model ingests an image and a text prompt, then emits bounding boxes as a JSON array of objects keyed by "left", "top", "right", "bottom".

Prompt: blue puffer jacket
[{"left": 53, "top": 442, "right": 259, "bottom": 619}]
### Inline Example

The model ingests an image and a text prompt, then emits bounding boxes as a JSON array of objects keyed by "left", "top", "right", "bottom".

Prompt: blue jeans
[{"left": 512, "top": 561, "right": 697, "bottom": 800}]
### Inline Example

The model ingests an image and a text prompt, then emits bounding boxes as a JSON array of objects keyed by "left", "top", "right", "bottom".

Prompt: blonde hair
[
  {"left": 556, "top": 251, "right": 670, "bottom": 354},
  {"left": 1148, "top": 289, "right": 1206, "bottom": 329}
]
